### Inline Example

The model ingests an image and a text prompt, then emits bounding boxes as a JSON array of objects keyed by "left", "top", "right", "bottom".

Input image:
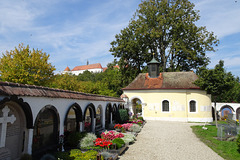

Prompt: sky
[{"left": 0, "top": 0, "right": 240, "bottom": 77}]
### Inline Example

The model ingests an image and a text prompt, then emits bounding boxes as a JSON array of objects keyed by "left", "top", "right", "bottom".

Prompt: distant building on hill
[{"left": 62, "top": 62, "right": 119, "bottom": 75}]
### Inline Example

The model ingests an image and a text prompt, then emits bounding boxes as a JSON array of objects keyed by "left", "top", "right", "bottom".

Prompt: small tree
[
  {"left": 0, "top": 43, "right": 55, "bottom": 86},
  {"left": 194, "top": 60, "right": 235, "bottom": 127}
]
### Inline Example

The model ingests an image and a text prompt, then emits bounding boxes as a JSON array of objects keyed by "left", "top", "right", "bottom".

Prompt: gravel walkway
[{"left": 119, "top": 121, "right": 224, "bottom": 160}]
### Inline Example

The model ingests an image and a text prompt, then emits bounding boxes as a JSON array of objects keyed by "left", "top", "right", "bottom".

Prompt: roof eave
[{"left": 122, "top": 87, "right": 201, "bottom": 90}]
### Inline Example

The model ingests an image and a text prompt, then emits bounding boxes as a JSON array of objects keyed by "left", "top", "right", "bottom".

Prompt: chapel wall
[{"left": 124, "top": 89, "right": 212, "bottom": 122}]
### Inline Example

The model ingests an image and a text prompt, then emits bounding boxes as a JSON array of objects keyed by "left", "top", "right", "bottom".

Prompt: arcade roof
[{"left": 0, "top": 81, "right": 124, "bottom": 102}]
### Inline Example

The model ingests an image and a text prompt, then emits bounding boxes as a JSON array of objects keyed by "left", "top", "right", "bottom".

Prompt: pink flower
[{"left": 101, "top": 130, "right": 124, "bottom": 140}]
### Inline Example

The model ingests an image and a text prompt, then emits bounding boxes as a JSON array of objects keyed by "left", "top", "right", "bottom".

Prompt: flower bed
[{"left": 107, "top": 145, "right": 128, "bottom": 155}]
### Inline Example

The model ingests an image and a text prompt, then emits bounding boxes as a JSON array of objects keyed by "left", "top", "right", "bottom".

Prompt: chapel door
[{"left": 2, "top": 104, "right": 26, "bottom": 160}]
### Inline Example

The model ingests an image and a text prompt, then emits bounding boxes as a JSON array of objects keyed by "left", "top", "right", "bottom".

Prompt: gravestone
[
  {"left": 218, "top": 113, "right": 239, "bottom": 140},
  {"left": 0, "top": 106, "right": 16, "bottom": 147}
]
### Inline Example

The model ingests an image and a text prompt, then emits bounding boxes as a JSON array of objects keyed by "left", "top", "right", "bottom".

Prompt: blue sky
[{"left": 0, "top": 0, "right": 240, "bottom": 77}]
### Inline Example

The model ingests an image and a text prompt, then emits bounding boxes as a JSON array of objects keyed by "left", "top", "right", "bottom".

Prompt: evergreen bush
[
  {"left": 112, "top": 138, "right": 125, "bottom": 149},
  {"left": 116, "top": 109, "right": 129, "bottom": 123},
  {"left": 66, "top": 132, "right": 87, "bottom": 148},
  {"left": 137, "top": 116, "right": 144, "bottom": 121}
]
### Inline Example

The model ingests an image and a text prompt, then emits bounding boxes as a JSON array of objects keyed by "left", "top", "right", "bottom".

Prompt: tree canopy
[
  {"left": 110, "top": 0, "right": 219, "bottom": 86},
  {"left": 49, "top": 67, "right": 123, "bottom": 97},
  {"left": 0, "top": 43, "right": 55, "bottom": 86},
  {"left": 194, "top": 60, "right": 237, "bottom": 102}
]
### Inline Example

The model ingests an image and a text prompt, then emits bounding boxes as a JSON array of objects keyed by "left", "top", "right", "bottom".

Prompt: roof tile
[
  {"left": 0, "top": 81, "right": 123, "bottom": 102},
  {"left": 123, "top": 72, "right": 200, "bottom": 90},
  {"left": 72, "top": 63, "right": 102, "bottom": 71}
]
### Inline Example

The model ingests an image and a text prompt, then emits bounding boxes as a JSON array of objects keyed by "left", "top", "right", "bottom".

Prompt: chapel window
[
  {"left": 162, "top": 100, "right": 169, "bottom": 112},
  {"left": 190, "top": 100, "right": 196, "bottom": 112}
]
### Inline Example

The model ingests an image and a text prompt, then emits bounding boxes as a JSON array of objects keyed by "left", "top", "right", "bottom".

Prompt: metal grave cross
[{"left": 0, "top": 106, "right": 16, "bottom": 147}]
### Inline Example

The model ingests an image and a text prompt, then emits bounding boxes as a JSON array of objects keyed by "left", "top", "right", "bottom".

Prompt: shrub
[
  {"left": 70, "top": 149, "right": 83, "bottom": 158},
  {"left": 80, "top": 133, "right": 97, "bottom": 148},
  {"left": 116, "top": 109, "right": 129, "bottom": 123},
  {"left": 129, "top": 124, "right": 141, "bottom": 133},
  {"left": 112, "top": 138, "right": 125, "bottom": 149},
  {"left": 54, "top": 152, "right": 73, "bottom": 160},
  {"left": 70, "top": 149, "right": 103, "bottom": 160},
  {"left": 20, "top": 154, "right": 32, "bottom": 160},
  {"left": 137, "top": 116, "right": 144, "bottom": 121},
  {"left": 121, "top": 133, "right": 136, "bottom": 144},
  {"left": 237, "top": 134, "right": 240, "bottom": 153},
  {"left": 66, "top": 132, "right": 87, "bottom": 148}
]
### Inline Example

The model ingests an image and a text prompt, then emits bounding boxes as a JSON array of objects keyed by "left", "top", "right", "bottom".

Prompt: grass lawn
[{"left": 191, "top": 124, "right": 240, "bottom": 160}]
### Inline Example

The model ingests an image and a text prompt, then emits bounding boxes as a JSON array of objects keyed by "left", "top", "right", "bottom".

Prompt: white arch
[
  {"left": 129, "top": 96, "right": 145, "bottom": 104},
  {"left": 129, "top": 96, "right": 145, "bottom": 118}
]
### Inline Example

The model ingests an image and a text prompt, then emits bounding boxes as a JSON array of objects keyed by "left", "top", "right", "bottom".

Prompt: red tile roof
[
  {"left": 0, "top": 81, "right": 124, "bottom": 102},
  {"left": 102, "top": 67, "right": 108, "bottom": 72},
  {"left": 64, "top": 66, "right": 71, "bottom": 71},
  {"left": 71, "top": 63, "right": 102, "bottom": 71},
  {"left": 122, "top": 72, "right": 200, "bottom": 90}
]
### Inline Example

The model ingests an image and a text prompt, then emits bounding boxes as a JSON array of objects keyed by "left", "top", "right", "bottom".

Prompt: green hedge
[
  {"left": 66, "top": 132, "right": 87, "bottom": 148},
  {"left": 116, "top": 109, "right": 129, "bottom": 124}
]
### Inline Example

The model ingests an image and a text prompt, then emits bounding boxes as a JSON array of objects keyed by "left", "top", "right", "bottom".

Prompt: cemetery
[{"left": 1, "top": 55, "right": 240, "bottom": 159}]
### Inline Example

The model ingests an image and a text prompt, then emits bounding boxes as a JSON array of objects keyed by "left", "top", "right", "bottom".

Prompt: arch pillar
[
  {"left": 142, "top": 103, "right": 147, "bottom": 119},
  {"left": 102, "top": 112, "right": 106, "bottom": 128},
  {"left": 27, "top": 128, "right": 33, "bottom": 154},
  {"left": 79, "top": 122, "right": 83, "bottom": 132},
  {"left": 129, "top": 102, "right": 133, "bottom": 117}
]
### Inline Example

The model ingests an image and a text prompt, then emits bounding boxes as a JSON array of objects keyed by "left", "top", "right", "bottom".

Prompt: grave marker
[{"left": 0, "top": 106, "right": 16, "bottom": 147}]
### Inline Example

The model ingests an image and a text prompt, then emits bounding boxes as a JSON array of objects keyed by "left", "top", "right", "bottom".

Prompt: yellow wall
[{"left": 124, "top": 89, "right": 212, "bottom": 122}]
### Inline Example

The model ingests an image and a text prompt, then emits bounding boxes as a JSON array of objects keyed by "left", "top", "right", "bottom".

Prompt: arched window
[
  {"left": 162, "top": 100, "right": 169, "bottom": 112},
  {"left": 189, "top": 100, "right": 196, "bottom": 112}
]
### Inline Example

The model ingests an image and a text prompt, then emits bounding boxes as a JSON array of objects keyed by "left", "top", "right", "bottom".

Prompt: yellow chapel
[{"left": 122, "top": 56, "right": 213, "bottom": 122}]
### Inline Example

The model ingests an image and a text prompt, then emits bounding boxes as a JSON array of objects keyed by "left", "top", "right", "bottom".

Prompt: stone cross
[{"left": 0, "top": 106, "right": 16, "bottom": 147}]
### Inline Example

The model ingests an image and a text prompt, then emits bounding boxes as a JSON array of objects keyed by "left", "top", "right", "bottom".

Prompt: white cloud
[{"left": 194, "top": 0, "right": 240, "bottom": 38}]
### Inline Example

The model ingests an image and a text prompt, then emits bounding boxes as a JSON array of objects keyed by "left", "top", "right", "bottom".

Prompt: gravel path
[{"left": 119, "top": 121, "right": 224, "bottom": 160}]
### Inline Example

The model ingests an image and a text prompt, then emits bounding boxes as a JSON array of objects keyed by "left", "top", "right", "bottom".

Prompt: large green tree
[
  {"left": 0, "top": 43, "right": 55, "bottom": 86},
  {"left": 110, "top": 0, "right": 219, "bottom": 85},
  {"left": 194, "top": 60, "right": 236, "bottom": 126},
  {"left": 194, "top": 60, "right": 236, "bottom": 102}
]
